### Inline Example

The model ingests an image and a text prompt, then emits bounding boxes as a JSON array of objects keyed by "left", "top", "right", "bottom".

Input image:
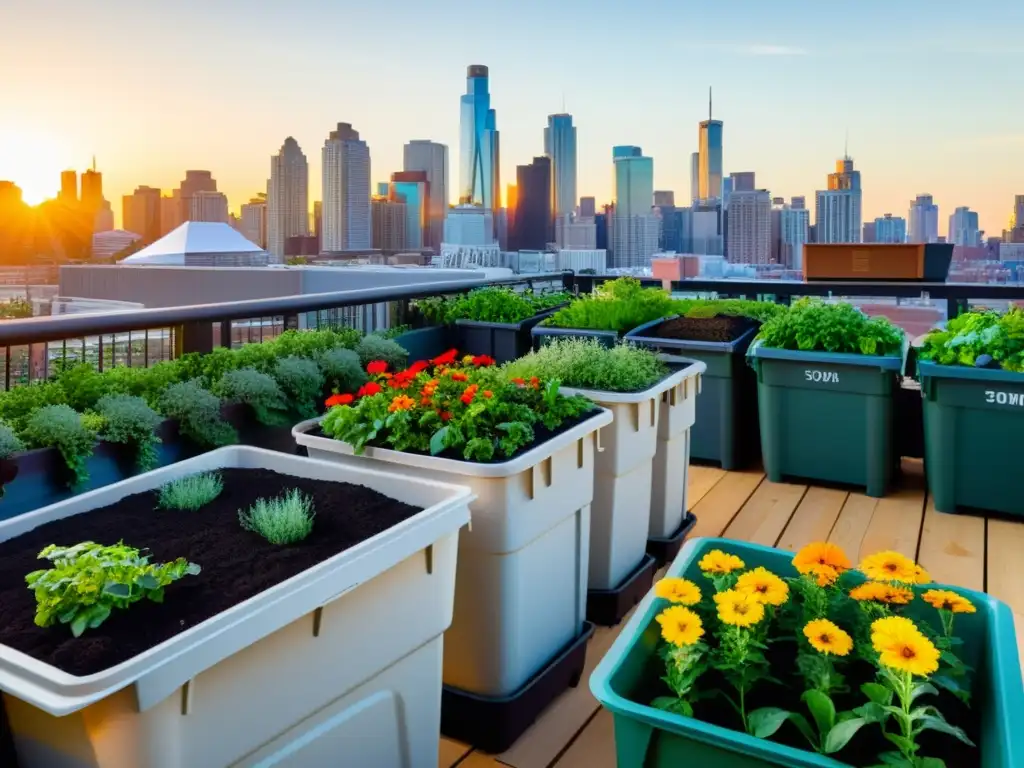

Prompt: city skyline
[{"left": 1, "top": 0, "right": 1022, "bottom": 236}]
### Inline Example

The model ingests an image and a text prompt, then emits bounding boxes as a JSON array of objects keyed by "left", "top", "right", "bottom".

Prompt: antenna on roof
[
  {"left": 91, "top": 155, "right": 96, "bottom": 172},
  {"left": 844, "top": 130, "right": 849, "bottom": 160}
]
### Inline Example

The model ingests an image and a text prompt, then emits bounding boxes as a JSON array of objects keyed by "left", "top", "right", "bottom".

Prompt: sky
[{"left": 1, "top": 0, "right": 1021, "bottom": 237}]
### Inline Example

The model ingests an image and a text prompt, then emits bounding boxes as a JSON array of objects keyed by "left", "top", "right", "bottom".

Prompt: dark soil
[
  {"left": 0, "top": 468, "right": 421, "bottom": 676},
  {"left": 651, "top": 315, "right": 757, "bottom": 343}
]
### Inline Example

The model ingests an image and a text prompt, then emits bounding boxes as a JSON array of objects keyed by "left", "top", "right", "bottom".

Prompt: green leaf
[
  {"left": 429, "top": 426, "right": 450, "bottom": 456},
  {"left": 883, "top": 732, "right": 917, "bottom": 754},
  {"left": 70, "top": 613, "right": 89, "bottom": 638},
  {"left": 877, "top": 751, "right": 910, "bottom": 766},
  {"left": 862, "top": 682, "right": 894, "bottom": 706},
  {"left": 915, "top": 715, "right": 976, "bottom": 747},
  {"left": 917, "top": 758, "right": 947, "bottom": 768},
  {"left": 785, "top": 711, "right": 819, "bottom": 750},
  {"left": 651, "top": 696, "right": 693, "bottom": 717},
  {"left": 136, "top": 574, "right": 159, "bottom": 590},
  {"left": 910, "top": 682, "right": 939, "bottom": 704},
  {"left": 801, "top": 690, "right": 836, "bottom": 736},
  {"left": 87, "top": 604, "right": 111, "bottom": 629},
  {"left": 823, "top": 716, "right": 869, "bottom": 754},
  {"left": 747, "top": 707, "right": 791, "bottom": 739},
  {"left": 931, "top": 674, "right": 971, "bottom": 705},
  {"left": 102, "top": 582, "right": 131, "bottom": 598},
  {"left": 852, "top": 701, "right": 888, "bottom": 724}
]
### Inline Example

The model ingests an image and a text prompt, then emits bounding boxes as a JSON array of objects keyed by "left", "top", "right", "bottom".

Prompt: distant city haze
[{"left": 1, "top": 0, "right": 1021, "bottom": 236}]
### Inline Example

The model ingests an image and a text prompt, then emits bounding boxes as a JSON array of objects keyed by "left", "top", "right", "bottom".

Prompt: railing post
[
  {"left": 174, "top": 321, "right": 214, "bottom": 357},
  {"left": 283, "top": 314, "right": 300, "bottom": 332}
]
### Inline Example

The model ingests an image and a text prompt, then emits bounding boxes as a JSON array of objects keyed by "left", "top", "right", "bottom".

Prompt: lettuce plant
[
  {"left": 22, "top": 404, "right": 97, "bottom": 487},
  {"left": 918, "top": 307, "right": 1024, "bottom": 371},
  {"left": 756, "top": 299, "right": 904, "bottom": 356},
  {"left": 95, "top": 394, "right": 164, "bottom": 472},
  {"left": 546, "top": 277, "right": 675, "bottom": 334}
]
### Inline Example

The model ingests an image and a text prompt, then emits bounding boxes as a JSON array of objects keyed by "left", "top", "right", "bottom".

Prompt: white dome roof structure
[{"left": 121, "top": 222, "right": 271, "bottom": 266}]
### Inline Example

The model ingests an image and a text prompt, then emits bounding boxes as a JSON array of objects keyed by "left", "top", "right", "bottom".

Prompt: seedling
[
  {"left": 158, "top": 471, "right": 224, "bottom": 511},
  {"left": 239, "top": 488, "right": 315, "bottom": 545}
]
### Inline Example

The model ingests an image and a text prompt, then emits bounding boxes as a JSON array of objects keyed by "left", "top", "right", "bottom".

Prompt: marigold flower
[
  {"left": 460, "top": 384, "right": 479, "bottom": 405},
  {"left": 472, "top": 354, "right": 496, "bottom": 367},
  {"left": 462, "top": 354, "right": 475, "bottom": 364},
  {"left": 871, "top": 618, "right": 940, "bottom": 676},
  {"left": 325, "top": 393, "right": 353, "bottom": 407},
  {"left": 451, "top": 371, "right": 469, "bottom": 382},
  {"left": 654, "top": 577, "right": 702, "bottom": 606},
  {"left": 656, "top": 606, "right": 704, "bottom": 647},
  {"left": 793, "top": 542, "right": 852, "bottom": 575},
  {"left": 366, "top": 360, "right": 389, "bottom": 375},
  {"left": 388, "top": 395, "right": 416, "bottom": 412},
  {"left": 803, "top": 618, "right": 853, "bottom": 657},
  {"left": 355, "top": 381, "right": 382, "bottom": 398},
  {"left": 802, "top": 563, "right": 842, "bottom": 587},
  {"left": 922, "top": 589, "right": 976, "bottom": 614},
  {"left": 870, "top": 616, "right": 922, "bottom": 652},
  {"left": 714, "top": 589, "right": 765, "bottom": 628},
  {"left": 698, "top": 549, "right": 745, "bottom": 574},
  {"left": 849, "top": 581, "right": 914, "bottom": 605},
  {"left": 407, "top": 360, "right": 429, "bottom": 374},
  {"left": 511, "top": 377, "right": 526, "bottom": 386},
  {"left": 432, "top": 349, "right": 459, "bottom": 366},
  {"left": 859, "top": 551, "right": 919, "bottom": 584},
  {"left": 735, "top": 567, "right": 789, "bottom": 606},
  {"left": 912, "top": 564, "right": 932, "bottom": 585},
  {"left": 529, "top": 376, "right": 540, "bottom": 388},
  {"left": 439, "top": 410, "right": 452, "bottom": 421}
]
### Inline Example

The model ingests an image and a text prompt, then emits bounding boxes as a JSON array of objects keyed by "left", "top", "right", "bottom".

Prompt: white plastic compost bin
[
  {"left": 0, "top": 446, "right": 472, "bottom": 768},
  {"left": 294, "top": 408, "right": 612, "bottom": 698},
  {"left": 561, "top": 361, "right": 705, "bottom": 590}
]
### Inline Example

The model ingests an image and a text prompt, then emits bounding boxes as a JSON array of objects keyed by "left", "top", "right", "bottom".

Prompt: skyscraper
[
  {"left": 611, "top": 147, "right": 658, "bottom": 268},
  {"left": 579, "top": 196, "right": 596, "bottom": 218},
  {"left": 268, "top": 137, "right": 309, "bottom": 260},
  {"left": 874, "top": 214, "right": 908, "bottom": 244},
  {"left": 771, "top": 198, "right": 810, "bottom": 270},
  {"left": 512, "top": 157, "right": 552, "bottom": 251},
  {"left": 730, "top": 172, "right": 755, "bottom": 193},
  {"left": 80, "top": 163, "right": 103, "bottom": 214},
  {"left": 544, "top": 113, "right": 577, "bottom": 220},
  {"left": 59, "top": 171, "right": 77, "bottom": 203},
  {"left": 726, "top": 189, "right": 772, "bottom": 264},
  {"left": 698, "top": 88, "right": 723, "bottom": 201},
  {"left": 188, "top": 191, "right": 229, "bottom": 223},
  {"left": 241, "top": 194, "right": 268, "bottom": 248},
  {"left": 322, "top": 122, "right": 371, "bottom": 252},
  {"left": 908, "top": 194, "right": 939, "bottom": 243},
  {"left": 690, "top": 152, "right": 700, "bottom": 204},
  {"left": 371, "top": 195, "right": 407, "bottom": 251},
  {"left": 654, "top": 191, "right": 675, "bottom": 207},
  {"left": 122, "top": 186, "right": 162, "bottom": 244},
  {"left": 459, "top": 65, "right": 500, "bottom": 212},
  {"left": 403, "top": 140, "right": 448, "bottom": 251},
  {"left": 390, "top": 171, "right": 429, "bottom": 249},
  {"left": 948, "top": 207, "right": 980, "bottom": 247},
  {"left": 814, "top": 156, "right": 862, "bottom": 243}
]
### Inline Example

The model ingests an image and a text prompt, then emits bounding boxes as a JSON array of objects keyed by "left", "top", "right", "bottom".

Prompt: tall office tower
[
  {"left": 791, "top": 196, "right": 806, "bottom": 210},
  {"left": 80, "top": 161, "right": 103, "bottom": 213},
  {"left": 579, "top": 196, "right": 596, "bottom": 218},
  {"left": 175, "top": 170, "right": 219, "bottom": 224},
  {"left": 544, "top": 113, "right": 577, "bottom": 220},
  {"left": 1005, "top": 195, "right": 1024, "bottom": 242},
  {"left": 874, "top": 214, "right": 907, "bottom": 244},
  {"left": 403, "top": 140, "right": 448, "bottom": 251},
  {"left": 726, "top": 189, "right": 772, "bottom": 264},
  {"left": 160, "top": 194, "right": 180, "bottom": 235},
  {"left": 371, "top": 195, "right": 408, "bottom": 251},
  {"left": 390, "top": 171, "right": 430, "bottom": 249},
  {"left": 59, "top": 171, "right": 77, "bottom": 203},
  {"left": 122, "top": 186, "right": 162, "bottom": 244},
  {"left": 267, "top": 137, "right": 309, "bottom": 260},
  {"left": 690, "top": 152, "right": 700, "bottom": 204},
  {"left": 240, "top": 194, "right": 268, "bottom": 249},
  {"left": 654, "top": 191, "right": 675, "bottom": 207},
  {"left": 506, "top": 183, "right": 518, "bottom": 237},
  {"left": 730, "top": 172, "right": 755, "bottom": 193},
  {"left": 814, "top": 156, "right": 862, "bottom": 243},
  {"left": 555, "top": 214, "right": 597, "bottom": 249},
  {"left": 771, "top": 198, "right": 810, "bottom": 270},
  {"left": 948, "top": 207, "right": 981, "bottom": 247},
  {"left": 611, "top": 147, "right": 658, "bottom": 268},
  {"left": 512, "top": 156, "right": 552, "bottom": 251},
  {"left": 459, "top": 65, "right": 500, "bottom": 214},
  {"left": 698, "top": 88, "right": 723, "bottom": 201},
  {"left": 908, "top": 194, "right": 939, "bottom": 243},
  {"left": 322, "top": 122, "right": 371, "bottom": 251},
  {"left": 189, "top": 191, "right": 229, "bottom": 223}
]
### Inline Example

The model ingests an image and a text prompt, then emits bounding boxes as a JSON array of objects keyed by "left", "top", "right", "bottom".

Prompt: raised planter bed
[
  {"left": 919, "top": 361, "right": 1024, "bottom": 517},
  {"left": 561, "top": 361, "right": 704, "bottom": 625},
  {"left": 455, "top": 306, "right": 565, "bottom": 364},
  {"left": 293, "top": 408, "right": 612, "bottom": 752},
  {"left": 0, "top": 445, "right": 471, "bottom": 768},
  {"left": 591, "top": 536, "right": 1024, "bottom": 768},
  {"left": 626, "top": 316, "right": 761, "bottom": 470},
  {"left": 748, "top": 344, "right": 902, "bottom": 497}
]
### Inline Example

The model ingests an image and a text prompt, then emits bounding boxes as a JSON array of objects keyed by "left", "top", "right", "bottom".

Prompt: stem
[
  {"left": 893, "top": 669, "right": 918, "bottom": 761},
  {"left": 739, "top": 684, "right": 748, "bottom": 733}
]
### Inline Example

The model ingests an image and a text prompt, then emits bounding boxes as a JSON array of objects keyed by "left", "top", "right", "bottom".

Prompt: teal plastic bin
[
  {"left": 919, "top": 361, "right": 1024, "bottom": 517},
  {"left": 590, "top": 537, "right": 1024, "bottom": 768},
  {"left": 748, "top": 344, "right": 902, "bottom": 497}
]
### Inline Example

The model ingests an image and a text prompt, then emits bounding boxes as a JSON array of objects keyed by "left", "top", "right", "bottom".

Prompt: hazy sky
[{"left": 1, "top": 0, "right": 1021, "bottom": 236}]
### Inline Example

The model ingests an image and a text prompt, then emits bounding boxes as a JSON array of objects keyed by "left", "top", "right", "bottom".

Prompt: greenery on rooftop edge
[
  {"left": 413, "top": 286, "right": 571, "bottom": 326},
  {"left": 918, "top": 307, "right": 1024, "bottom": 372}
]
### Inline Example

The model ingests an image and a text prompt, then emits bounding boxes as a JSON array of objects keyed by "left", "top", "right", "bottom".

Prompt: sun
[{"left": 0, "top": 128, "right": 73, "bottom": 206}]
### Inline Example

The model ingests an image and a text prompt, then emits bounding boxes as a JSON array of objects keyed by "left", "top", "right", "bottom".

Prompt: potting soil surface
[
  {"left": 651, "top": 314, "right": 756, "bottom": 343},
  {"left": 0, "top": 468, "right": 421, "bottom": 676}
]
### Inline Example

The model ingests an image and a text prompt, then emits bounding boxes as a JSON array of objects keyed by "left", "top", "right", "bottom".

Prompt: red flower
[
  {"left": 432, "top": 349, "right": 459, "bottom": 366},
  {"left": 407, "top": 360, "right": 429, "bottom": 374},
  {"left": 451, "top": 371, "right": 469, "bottom": 382},
  {"left": 472, "top": 354, "right": 496, "bottom": 367},
  {"left": 460, "top": 384, "right": 479, "bottom": 405},
  {"left": 367, "top": 360, "right": 389, "bottom": 375},
  {"left": 439, "top": 411, "right": 452, "bottom": 421},
  {"left": 356, "top": 381, "right": 383, "bottom": 398},
  {"left": 482, "top": 390, "right": 493, "bottom": 399},
  {"left": 529, "top": 376, "right": 540, "bottom": 389},
  {"left": 325, "top": 393, "right": 354, "bottom": 407},
  {"left": 511, "top": 377, "right": 525, "bottom": 386}
]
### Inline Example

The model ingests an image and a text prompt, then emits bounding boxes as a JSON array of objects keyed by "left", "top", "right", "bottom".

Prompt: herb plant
[
  {"left": 0, "top": 380, "right": 67, "bottom": 433},
  {"left": 273, "top": 357, "right": 325, "bottom": 419},
  {"left": 413, "top": 287, "right": 571, "bottom": 325},
  {"left": 355, "top": 334, "right": 409, "bottom": 371},
  {"left": 158, "top": 471, "right": 224, "bottom": 511},
  {"left": 25, "top": 541, "right": 201, "bottom": 637},
  {"left": 504, "top": 338, "right": 668, "bottom": 393},
  {"left": 756, "top": 299, "right": 905, "bottom": 356},
  {"left": 22, "top": 405, "right": 97, "bottom": 487},
  {"left": 239, "top": 489, "right": 315, "bottom": 545},
  {"left": 545, "top": 277, "right": 676, "bottom": 334},
  {"left": 53, "top": 363, "right": 108, "bottom": 412},
  {"left": 318, "top": 347, "right": 368, "bottom": 394},
  {"left": 918, "top": 307, "right": 1024, "bottom": 371},
  {"left": 95, "top": 394, "right": 164, "bottom": 472},
  {"left": 159, "top": 380, "right": 237, "bottom": 447},
  {"left": 216, "top": 368, "right": 290, "bottom": 426}
]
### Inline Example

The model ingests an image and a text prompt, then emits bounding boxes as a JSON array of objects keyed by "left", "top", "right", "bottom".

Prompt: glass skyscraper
[
  {"left": 698, "top": 119, "right": 723, "bottom": 201},
  {"left": 611, "top": 147, "right": 658, "bottom": 268},
  {"left": 544, "top": 114, "right": 577, "bottom": 220},
  {"left": 459, "top": 65, "right": 500, "bottom": 212}
]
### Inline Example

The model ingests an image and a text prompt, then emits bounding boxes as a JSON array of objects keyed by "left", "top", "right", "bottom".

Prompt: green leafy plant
[
  {"left": 95, "top": 394, "right": 164, "bottom": 472},
  {"left": 273, "top": 357, "right": 325, "bottom": 419},
  {"left": 25, "top": 541, "right": 200, "bottom": 637},
  {"left": 53, "top": 363, "right": 108, "bottom": 412},
  {"left": 0, "top": 380, "right": 67, "bottom": 433},
  {"left": 102, "top": 361, "right": 185, "bottom": 408},
  {"left": 0, "top": 298, "right": 33, "bottom": 319},
  {"left": 158, "top": 380, "right": 237, "bottom": 447},
  {"left": 756, "top": 299, "right": 905, "bottom": 356},
  {"left": 504, "top": 337, "right": 668, "bottom": 393},
  {"left": 355, "top": 334, "right": 409, "bottom": 370},
  {"left": 22, "top": 404, "right": 97, "bottom": 487},
  {"left": 918, "top": 307, "right": 1024, "bottom": 371},
  {"left": 318, "top": 347, "right": 368, "bottom": 394},
  {"left": 216, "top": 368, "right": 290, "bottom": 426},
  {"left": 545, "top": 277, "right": 676, "bottom": 334},
  {"left": 372, "top": 324, "right": 411, "bottom": 339},
  {"left": 418, "top": 287, "right": 571, "bottom": 325},
  {"left": 239, "top": 488, "right": 315, "bottom": 545},
  {"left": 670, "top": 298, "right": 785, "bottom": 323},
  {"left": 157, "top": 471, "right": 224, "bottom": 511},
  {"left": 0, "top": 420, "right": 23, "bottom": 459}
]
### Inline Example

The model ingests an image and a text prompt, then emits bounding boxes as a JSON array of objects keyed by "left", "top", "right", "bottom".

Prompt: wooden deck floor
[{"left": 440, "top": 461, "right": 1024, "bottom": 768}]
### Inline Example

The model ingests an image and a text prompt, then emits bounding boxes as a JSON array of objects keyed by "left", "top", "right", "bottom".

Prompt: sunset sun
[{"left": 0, "top": 128, "right": 72, "bottom": 205}]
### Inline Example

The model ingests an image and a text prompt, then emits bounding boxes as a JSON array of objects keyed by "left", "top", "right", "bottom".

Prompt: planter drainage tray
[
  {"left": 441, "top": 620, "right": 596, "bottom": 754},
  {"left": 645, "top": 512, "right": 697, "bottom": 567},
  {"left": 586, "top": 554, "right": 657, "bottom": 627}
]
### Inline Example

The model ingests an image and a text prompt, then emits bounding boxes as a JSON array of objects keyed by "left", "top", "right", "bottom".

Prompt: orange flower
[
  {"left": 325, "top": 393, "right": 353, "bottom": 407},
  {"left": 460, "top": 384, "right": 479, "bottom": 405},
  {"left": 529, "top": 376, "right": 540, "bottom": 389},
  {"left": 511, "top": 377, "right": 525, "bottom": 386},
  {"left": 388, "top": 395, "right": 416, "bottom": 412},
  {"left": 451, "top": 371, "right": 469, "bottom": 382},
  {"left": 793, "top": 542, "right": 852, "bottom": 586},
  {"left": 407, "top": 360, "right": 429, "bottom": 374},
  {"left": 482, "top": 390, "right": 493, "bottom": 399},
  {"left": 367, "top": 360, "right": 389, "bottom": 375}
]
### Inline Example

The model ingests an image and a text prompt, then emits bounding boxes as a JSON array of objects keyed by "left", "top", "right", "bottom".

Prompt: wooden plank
[
  {"left": 440, "top": 737, "right": 473, "bottom": 768},
  {"left": 458, "top": 752, "right": 512, "bottom": 767},
  {"left": 827, "top": 494, "right": 878, "bottom": 562},
  {"left": 552, "top": 709, "right": 615, "bottom": 767},
  {"left": 916, "top": 497, "right": 985, "bottom": 592},
  {"left": 985, "top": 518, "right": 1024, "bottom": 667},
  {"left": 687, "top": 465, "right": 726, "bottom": 509},
  {"left": 721, "top": 480, "right": 807, "bottom": 547},
  {"left": 775, "top": 486, "right": 848, "bottom": 553},
  {"left": 833, "top": 480, "right": 926, "bottom": 564},
  {"left": 689, "top": 470, "right": 765, "bottom": 539}
]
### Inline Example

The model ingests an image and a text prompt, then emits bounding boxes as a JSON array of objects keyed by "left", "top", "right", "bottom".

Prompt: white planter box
[
  {"left": 0, "top": 446, "right": 472, "bottom": 768},
  {"left": 293, "top": 409, "right": 612, "bottom": 698},
  {"left": 561, "top": 361, "right": 705, "bottom": 589}
]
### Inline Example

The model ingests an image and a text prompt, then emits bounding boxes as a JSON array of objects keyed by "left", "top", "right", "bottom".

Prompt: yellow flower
[
  {"left": 793, "top": 542, "right": 853, "bottom": 573},
  {"left": 802, "top": 563, "right": 842, "bottom": 587},
  {"left": 714, "top": 589, "right": 766, "bottom": 628},
  {"left": 922, "top": 589, "right": 976, "bottom": 614},
  {"left": 462, "top": 354, "right": 475, "bottom": 364},
  {"left": 803, "top": 618, "right": 853, "bottom": 657},
  {"left": 869, "top": 616, "right": 925, "bottom": 658},
  {"left": 849, "top": 581, "right": 914, "bottom": 605},
  {"left": 698, "top": 549, "right": 745, "bottom": 574},
  {"left": 656, "top": 606, "right": 704, "bottom": 647},
  {"left": 912, "top": 564, "right": 932, "bottom": 584},
  {"left": 859, "top": 551, "right": 919, "bottom": 584},
  {"left": 876, "top": 627, "right": 941, "bottom": 677},
  {"left": 735, "top": 567, "right": 790, "bottom": 606},
  {"left": 654, "top": 577, "right": 702, "bottom": 606}
]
